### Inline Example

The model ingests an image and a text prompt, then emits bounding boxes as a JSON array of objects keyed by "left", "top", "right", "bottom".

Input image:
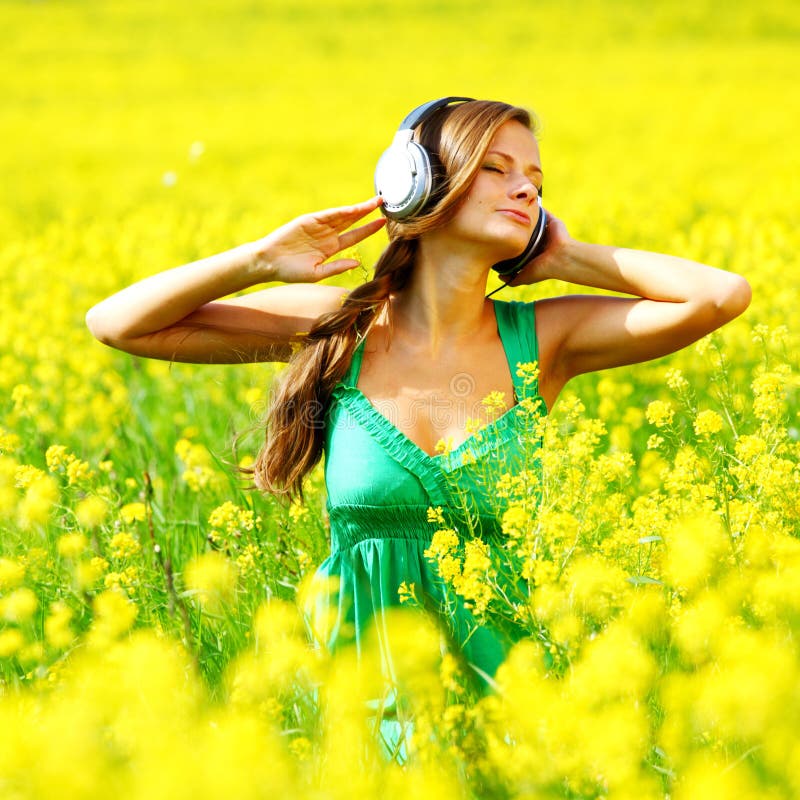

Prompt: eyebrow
[{"left": 486, "top": 150, "right": 543, "bottom": 177}]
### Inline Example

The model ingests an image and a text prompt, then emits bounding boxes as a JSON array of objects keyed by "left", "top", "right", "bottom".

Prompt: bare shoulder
[
  {"left": 532, "top": 295, "right": 599, "bottom": 408},
  {"left": 532, "top": 296, "right": 581, "bottom": 370}
]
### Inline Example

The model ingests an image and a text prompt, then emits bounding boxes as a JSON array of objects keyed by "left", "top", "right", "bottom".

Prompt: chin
[{"left": 492, "top": 235, "right": 530, "bottom": 261}]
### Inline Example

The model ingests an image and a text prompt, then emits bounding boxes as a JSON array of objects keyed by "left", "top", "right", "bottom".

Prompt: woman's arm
[
  {"left": 85, "top": 197, "right": 386, "bottom": 363},
  {"left": 513, "top": 214, "right": 752, "bottom": 382}
]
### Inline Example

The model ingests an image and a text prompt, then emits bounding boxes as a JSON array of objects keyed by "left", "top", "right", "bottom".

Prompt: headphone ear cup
[
  {"left": 404, "top": 141, "right": 433, "bottom": 217},
  {"left": 375, "top": 97, "right": 474, "bottom": 220},
  {"left": 374, "top": 139, "right": 433, "bottom": 220}
]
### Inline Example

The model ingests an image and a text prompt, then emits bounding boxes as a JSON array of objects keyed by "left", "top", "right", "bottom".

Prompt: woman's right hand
[
  {"left": 506, "top": 211, "right": 572, "bottom": 287},
  {"left": 255, "top": 196, "right": 387, "bottom": 283}
]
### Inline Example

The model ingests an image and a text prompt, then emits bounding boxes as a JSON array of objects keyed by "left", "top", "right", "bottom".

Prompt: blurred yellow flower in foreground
[
  {"left": 75, "top": 495, "right": 108, "bottom": 528},
  {"left": 184, "top": 551, "right": 238, "bottom": 613}
]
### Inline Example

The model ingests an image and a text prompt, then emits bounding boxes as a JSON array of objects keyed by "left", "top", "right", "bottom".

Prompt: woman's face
[{"left": 445, "top": 119, "right": 543, "bottom": 261}]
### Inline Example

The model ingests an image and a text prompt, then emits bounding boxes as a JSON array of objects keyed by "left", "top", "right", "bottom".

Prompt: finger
[
  {"left": 315, "top": 258, "right": 363, "bottom": 279},
  {"left": 313, "top": 196, "right": 383, "bottom": 230},
  {"left": 338, "top": 217, "right": 387, "bottom": 249}
]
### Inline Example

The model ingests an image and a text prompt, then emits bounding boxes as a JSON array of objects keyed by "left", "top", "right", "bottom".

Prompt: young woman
[{"left": 87, "top": 98, "right": 751, "bottom": 748}]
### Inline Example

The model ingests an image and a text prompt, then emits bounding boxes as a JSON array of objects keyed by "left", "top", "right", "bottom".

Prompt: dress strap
[{"left": 492, "top": 300, "right": 541, "bottom": 399}]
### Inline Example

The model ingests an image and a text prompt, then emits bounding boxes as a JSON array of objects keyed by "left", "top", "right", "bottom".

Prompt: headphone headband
[{"left": 397, "top": 96, "right": 475, "bottom": 132}]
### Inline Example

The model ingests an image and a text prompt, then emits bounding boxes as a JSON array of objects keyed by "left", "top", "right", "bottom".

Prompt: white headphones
[
  {"left": 374, "top": 96, "right": 548, "bottom": 285},
  {"left": 373, "top": 96, "right": 474, "bottom": 220}
]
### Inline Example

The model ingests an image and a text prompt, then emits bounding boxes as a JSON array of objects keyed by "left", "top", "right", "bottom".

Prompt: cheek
[{"left": 463, "top": 191, "right": 488, "bottom": 210}]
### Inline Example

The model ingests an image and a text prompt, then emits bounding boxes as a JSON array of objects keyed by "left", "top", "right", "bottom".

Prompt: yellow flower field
[{"left": 1, "top": 0, "right": 799, "bottom": 796}]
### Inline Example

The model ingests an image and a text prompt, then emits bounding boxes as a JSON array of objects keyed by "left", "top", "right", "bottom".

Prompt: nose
[{"left": 510, "top": 174, "right": 538, "bottom": 203}]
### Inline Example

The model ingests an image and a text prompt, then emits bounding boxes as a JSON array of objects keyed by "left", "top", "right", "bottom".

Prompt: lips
[{"left": 498, "top": 208, "right": 531, "bottom": 225}]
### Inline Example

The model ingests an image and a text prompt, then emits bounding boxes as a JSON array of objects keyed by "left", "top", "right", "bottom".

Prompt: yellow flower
[
  {"left": 0, "top": 558, "right": 26, "bottom": 590},
  {"left": 435, "top": 437, "right": 453, "bottom": 455},
  {"left": 454, "top": 571, "right": 493, "bottom": 614},
  {"left": 44, "top": 601, "right": 75, "bottom": 649},
  {"left": 734, "top": 434, "right": 767, "bottom": 463},
  {"left": 481, "top": 390, "right": 507, "bottom": 418},
  {"left": 645, "top": 400, "right": 675, "bottom": 428},
  {"left": 103, "top": 570, "right": 122, "bottom": 590},
  {"left": 694, "top": 336, "right": 713, "bottom": 356},
  {"left": 665, "top": 368, "right": 689, "bottom": 391},
  {"left": 609, "top": 424, "right": 631, "bottom": 452},
  {"left": 244, "top": 387, "right": 264, "bottom": 407},
  {"left": 184, "top": 551, "right": 238, "bottom": 612},
  {"left": 426, "top": 506, "right": 445, "bottom": 525},
  {"left": 424, "top": 528, "right": 459, "bottom": 561},
  {"left": 516, "top": 361, "right": 540, "bottom": 386},
  {"left": 437, "top": 554, "right": 462, "bottom": 584},
  {"left": 57, "top": 532, "right": 89, "bottom": 559},
  {"left": 120, "top": 502, "right": 146, "bottom": 524},
  {"left": 66, "top": 458, "right": 94, "bottom": 485},
  {"left": 235, "top": 544, "right": 261, "bottom": 577},
  {"left": 89, "top": 589, "right": 138, "bottom": 645},
  {"left": 17, "top": 474, "right": 59, "bottom": 528},
  {"left": 465, "top": 417, "right": 484, "bottom": 436},
  {"left": 78, "top": 557, "right": 109, "bottom": 589},
  {"left": 0, "top": 628, "right": 25, "bottom": 658},
  {"left": 622, "top": 406, "right": 645, "bottom": 427},
  {"left": 568, "top": 620, "right": 656, "bottom": 707},
  {"left": 752, "top": 368, "right": 789, "bottom": 422},
  {"left": 18, "top": 641, "right": 44, "bottom": 665},
  {"left": 398, "top": 581, "right": 417, "bottom": 604},
  {"left": 76, "top": 495, "right": 108, "bottom": 528},
  {"left": 0, "top": 587, "right": 38, "bottom": 623},
  {"left": 440, "top": 652, "right": 462, "bottom": 693},
  {"left": 0, "top": 427, "right": 21, "bottom": 454},
  {"left": 460, "top": 450, "right": 477, "bottom": 466},
  {"left": 663, "top": 515, "right": 730, "bottom": 594},
  {"left": 693, "top": 409, "right": 724, "bottom": 437},
  {"left": 11, "top": 383, "right": 34, "bottom": 414},
  {"left": 45, "top": 444, "right": 71, "bottom": 471},
  {"left": 14, "top": 464, "right": 46, "bottom": 490},
  {"left": 462, "top": 539, "right": 492, "bottom": 574},
  {"left": 110, "top": 531, "right": 141, "bottom": 559},
  {"left": 501, "top": 503, "right": 529, "bottom": 538},
  {"left": 288, "top": 736, "right": 312, "bottom": 762},
  {"left": 287, "top": 501, "right": 307, "bottom": 523},
  {"left": 563, "top": 554, "right": 628, "bottom": 623}
]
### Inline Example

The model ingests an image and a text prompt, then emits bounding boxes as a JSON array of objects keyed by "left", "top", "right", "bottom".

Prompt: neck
[{"left": 390, "top": 233, "right": 495, "bottom": 354}]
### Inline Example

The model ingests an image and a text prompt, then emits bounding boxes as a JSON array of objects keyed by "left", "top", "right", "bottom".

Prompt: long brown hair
[{"left": 253, "top": 100, "right": 536, "bottom": 500}]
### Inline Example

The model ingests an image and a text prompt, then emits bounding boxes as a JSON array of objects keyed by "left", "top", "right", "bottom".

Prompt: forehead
[{"left": 488, "top": 120, "right": 541, "bottom": 167}]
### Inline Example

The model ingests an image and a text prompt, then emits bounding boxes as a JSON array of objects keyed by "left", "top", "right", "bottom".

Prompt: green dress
[{"left": 304, "top": 299, "right": 547, "bottom": 758}]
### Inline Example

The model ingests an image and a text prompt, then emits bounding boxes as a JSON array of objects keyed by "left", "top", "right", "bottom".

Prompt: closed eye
[{"left": 482, "top": 164, "right": 504, "bottom": 173}]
